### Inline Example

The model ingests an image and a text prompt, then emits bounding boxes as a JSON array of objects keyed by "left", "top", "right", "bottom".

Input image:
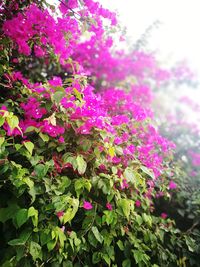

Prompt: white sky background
[
  {"left": 100, "top": 0, "right": 200, "bottom": 76},
  {"left": 100, "top": 0, "right": 200, "bottom": 125}
]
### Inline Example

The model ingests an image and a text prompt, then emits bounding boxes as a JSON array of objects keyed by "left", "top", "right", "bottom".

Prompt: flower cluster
[{"left": 0, "top": 1, "right": 186, "bottom": 266}]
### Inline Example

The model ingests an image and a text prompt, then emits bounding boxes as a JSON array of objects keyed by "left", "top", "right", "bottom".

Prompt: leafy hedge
[{"left": 0, "top": 0, "right": 197, "bottom": 266}]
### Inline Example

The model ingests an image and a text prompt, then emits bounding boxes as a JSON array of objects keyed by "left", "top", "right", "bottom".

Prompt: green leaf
[
  {"left": 29, "top": 241, "right": 42, "bottom": 261},
  {"left": 30, "top": 155, "right": 43, "bottom": 166},
  {"left": 23, "top": 141, "right": 34, "bottom": 155},
  {"left": 118, "top": 199, "right": 131, "bottom": 219},
  {"left": 80, "top": 138, "right": 91, "bottom": 151},
  {"left": 75, "top": 178, "right": 91, "bottom": 197},
  {"left": 16, "top": 246, "right": 25, "bottom": 261},
  {"left": 57, "top": 176, "right": 71, "bottom": 193},
  {"left": 111, "top": 166, "right": 118, "bottom": 174},
  {"left": 122, "top": 259, "right": 131, "bottom": 267},
  {"left": 117, "top": 240, "right": 124, "bottom": 251},
  {"left": 39, "top": 132, "right": 49, "bottom": 142},
  {"left": 135, "top": 214, "right": 143, "bottom": 226},
  {"left": 74, "top": 236, "right": 81, "bottom": 247},
  {"left": 56, "top": 226, "right": 67, "bottom": 248},
  {"left": 47, "top": 239, "right": 57, "bottom": 251},
  {"left": 6, "top": 115, "right": 19, "bottom": 130},
  {"left": 140, "top": 166, "right": 155, "bottom": 179},
  {"left": 0, "top": 203, "right": 19, "bottom": 223},
  {"left": 124, "top": 167, "right": 135, "bottom": 183},
  {"left": 40, "top": 230, "right": 51, "bottom": 246},
  {"left": 34, "top": 164, "right": 48, "bottom": 178},
  {"left": 91, "top": 226, "right": 103, "bottom": 243},
  {"left": 1, "top": 260, "right": 14, "bottom": 267},
  {"left": 177, "top": 209, "right": 185, "bottom": 217},
  {"left": 0, "top": 136, "right": 5, "bottom": 146},
  {"left": 62, "top": 198, "right": 79, "bottom": 224},
  {"left": 94, "top": 147, "right": 100, "bottom": 158},
  {"left": 88, "top": 231, "right": 98, "bottom": 247},
  {"left": 73, "top": 88, "right": 83, "bottom": 102},
  {"left": 76, "top": 155, "right": 87, "bottom": 175},
  {"left": 133, "top": 250, "right": 149, "bottom": 264},
  {"left": 53, "top": 91, "right": 65, "bottom": 104},
  {"left": 115, "top": 146, "right": 123, "bottom": 155},
  {"left": 92, "top": 252, "right": 101, "bottom": 264},
  {"left": 142, "top": 213, "right": 152, "bottom": 227},
  {"left": 15, "top": 144, "right": 22, "bottom": 150},
  {"left": 102, "top": 210, "right": 117, "bottom": 226},
  {"left": 97, "top": 178, "right": 111, "bottom": 195},
  {"left": 23, "top": 177, "right": 34, "bottom": 189},
  {"left": 15, "top": 209, "right": 28, "bottom": 228},
  {"left": 8, "top": 239, "right": 25, "bottom": 246},
  {"left": 185, "top": 236, "right": 196, "bottom": 252},
  {"left": 102, "top": 254, "right": 111, "bottom": 265},
  {"left": 8, "top": 229, "right": 31, "bottom": 246},
  {"left": 28, "top": 207, "right": 38, "bottom": 227},
  {"left": 108, "top": 146, "right": 115, "bottom": 157},
  {"left": 25, "top": 126, "right": 39, "bottom": 133},
  {"left": 62, "top": 261, "right": 73, "bottom": 267},
  {"left": 0, "top": 116, "right": 5, "bottom": 127}
]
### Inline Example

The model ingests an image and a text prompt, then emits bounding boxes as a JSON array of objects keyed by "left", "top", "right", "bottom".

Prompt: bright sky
[
  {"left": 99, "top": 0, "right": 200, "bottom": 125},
  {"left": 100, "top": 0, "right": 200, "bottom": 76}
]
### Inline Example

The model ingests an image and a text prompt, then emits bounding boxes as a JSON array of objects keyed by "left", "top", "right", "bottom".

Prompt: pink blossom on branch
[
  {"left": 161, "top": 213, "right": 168, "bottom": 219},
  {"left": 106, "top": 202, "right": 113, "bottom": 210},
  {"left": 56, "top": 211, "right": 64, "bottom": 218},
  {"left": 83, "top": 201, "right": 93, "bottom": 210},
  {"left": 169, "top": 181, "right": 177, "bottom": 190},
  {"left": 135, "top": 200, "right": 141, "bottom": 208}
]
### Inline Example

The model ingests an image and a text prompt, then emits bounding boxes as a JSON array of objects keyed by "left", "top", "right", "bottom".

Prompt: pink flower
[
  {"left": 58, "top": 136, "right": 65, "bottom": 143},
  {"left": 190, "top": 170, "right": 197, "bottom": 177},
  {"left": 83, "top": 201, "right": 93, "bottom": 210},
  {"left": 56, "top": 211, "right": 64, "bottom": 218},
  {"left": 169, "top": 181, "right": 177, "bottom": 190},
  {"left": 12, "top": 58, "right": 18, "bottom": 63},
  {"left": 135, "top": 200, "right": 141, "bottom": 207},
  {"left": 114, "top": 137, "right": 123, "bottom": 145},
  {"left": 49, "top": 76, "right": 62, "bottom": 87},
  {"left": 120, "top": 179, "right": 129, "bottom": 189},
  {"left": 190, "top": 151, "right": 200, "bottom": 166},
  {"left": 34, "top": 45, "right": 45, "bottom": 57},
  {"left": 161, "top": 213, "right": 167, "bottom": 219},
  {"left": 106, "top": 202, "right": 112, "bottom": 210},
  {"left": 0, "top": 105, "right": 7, "bottom": 115}
]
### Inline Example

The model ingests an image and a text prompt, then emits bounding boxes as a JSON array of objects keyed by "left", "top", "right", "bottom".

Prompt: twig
[
  {"left": 186, "top": 221, "right": 199, "bottom": 233},
  {"left": 58, "top": 0, "right": 82, "bottom": 20}
]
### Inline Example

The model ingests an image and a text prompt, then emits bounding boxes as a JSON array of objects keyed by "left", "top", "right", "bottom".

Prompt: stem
[
  {"left": 58, "top": 0, "right": 82, "bottom": 20},
  {"left": 81, "top": 202, "right": 97, "bottom": 237},
  {"left": 186, "top": 221, "right": 199, "bottom": 233}
]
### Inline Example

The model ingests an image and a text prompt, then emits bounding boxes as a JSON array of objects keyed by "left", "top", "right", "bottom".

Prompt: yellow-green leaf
[
  {"left": 73, "top": 88, "right": 82, "bottom": 101},
  {"left": 28, "top": 207, "right": 38, "bottom": 227},
  {"left": 76, "top": 155, "right": 87, "bottom": 175},
  {"left": 108, "top": 146, "right": 115, "bottom": 158},
  {"left": 6, "top": 115, "right": 19, "bottom": 130},
  {"left": 24, "top": 141, "right": 34, "bottom": 155}
]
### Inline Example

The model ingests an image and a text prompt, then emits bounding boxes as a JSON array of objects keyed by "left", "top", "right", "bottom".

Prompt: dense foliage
[{"left": 0, "top": 0, "right": 198, "bottom": 266}]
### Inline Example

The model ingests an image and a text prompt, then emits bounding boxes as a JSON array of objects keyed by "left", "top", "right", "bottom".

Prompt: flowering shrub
[{"left": 0, "top": 0, "right": 194, "bottom": 266}]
